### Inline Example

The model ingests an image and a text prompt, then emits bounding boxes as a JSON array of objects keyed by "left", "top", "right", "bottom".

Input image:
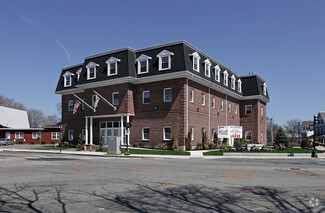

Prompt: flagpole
[
  {"left": 93, "top": 90, "right": 117, "bottom": 111},
  {"left": 73, "top": 94, "right": 95, "bottom": 112}
]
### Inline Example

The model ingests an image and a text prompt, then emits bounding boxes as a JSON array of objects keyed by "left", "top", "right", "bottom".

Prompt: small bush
[
  {"left": 76, "top": 143, "right": 84, "bottom": 151},
  {"left": 30, "top": 142, "right": 35, "bottom": 145},
  {"left": 98, "top": 135, "right": 103, "bottom": 151},
  {"left": 262, "top": 145, "right": 272, "bottom": 151},
  {"left": 209, "top": 143, "right": 217, "bottom": 149},
  {"left": 157, "top": 143, "right": 167, "bottom": 150},
  {"left": 41, "top": 141, "right": 45, "bottom": 144},
  {"left": 187, "top": 131, "right": 192, "bottom": 151},
  {"left": 172, "top": 130, "right": 178, "bottom": 150},
  {"left": 222, "top": 138, "right": 228, "bottom": 145},
  {"left": 274, "top": 143, "right": 286, "bottom": 151},
  {"left": 51, "top": 141, "right": 55, "bottom": 144},
  {"left": 195, "top": 144, "right": 202, "bottom": 150},
  {"left": 202, "top": 131, "right": 208, "bottom": 150},
  {"left": 139, "top": 143, "right": 145, "bottom": 148},
  {"left": 63, "top": 141, "right": 70, "bottom": 147},
  {"left": 17, "top": 141, "right": 23, "bottom": 144},
  {"left": 252, "top": 147, "right": 260, "bottom": 152},
  {"left": 133, "top": 142, "right": 138, "bottom": 147}
]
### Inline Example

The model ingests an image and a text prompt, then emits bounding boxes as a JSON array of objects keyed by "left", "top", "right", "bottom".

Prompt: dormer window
[
  {"left": 86, "top": 62, "right": 99, "bottom": 80},
  {"left": 63, "top": 71, "right": 74, "bottom": 87},
  {"left": 231, "top": 75, "right": 236, "bottom": 90},
  {"left": 238, "top": 79, "right": 242, "bottom": 93},
  {"left": 189, "top": 52, "right": 201, "bottom": 72},
  {"left": 76, "top": 68, "right": 82, "bottom": 82},
  {"left": 157, "top": 50, "right": 174, "bottom": 71},
  {"left": 214, "top": 65, "right": 221, "bottom": 82},
  {"left": 136, "top": 54, "right": 151, "bottom": 74},
  {"left": 223, "top": 70, "right": 229, "bottom": 86},
  {"left": 263, "top": 83, "right": 267, "bottom": 96},
  {"left": 204, "top": 59, "right": 211, "bottom": 77},
  {"left": 106, "top": 57, "right": 121, "bottom": 76}
]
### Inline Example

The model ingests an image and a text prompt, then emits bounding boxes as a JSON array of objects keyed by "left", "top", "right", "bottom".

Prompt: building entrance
[{"left": 100, "top": 121, "right": 127, "bottom": 145}]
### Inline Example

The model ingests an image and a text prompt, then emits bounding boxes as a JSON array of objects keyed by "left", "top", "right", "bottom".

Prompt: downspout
[
  {"left": 208, "top": 87, "right": 211, "bottom": 141},
  {"left": 225, "top": 94, "right": 228, "bottom": 126},
  {"left": 186, "top": 78, "right": 189, "bottom": 140}
]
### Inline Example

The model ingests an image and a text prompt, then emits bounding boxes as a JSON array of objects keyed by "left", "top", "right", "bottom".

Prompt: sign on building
[{"left": 218, "top": 126, "right": 242, "bottom": 138}]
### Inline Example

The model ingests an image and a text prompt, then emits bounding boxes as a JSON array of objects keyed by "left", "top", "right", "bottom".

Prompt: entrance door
[
  {"left": 100, "top": 121, "right": 126, "bottom": 145},
  {"left": 5, "top": 132, "right": 10, "bottom": 139}
]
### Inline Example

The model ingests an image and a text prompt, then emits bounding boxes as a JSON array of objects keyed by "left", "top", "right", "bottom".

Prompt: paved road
[{"left": 0, "top": 152, "right": 324, "bottom": 212}]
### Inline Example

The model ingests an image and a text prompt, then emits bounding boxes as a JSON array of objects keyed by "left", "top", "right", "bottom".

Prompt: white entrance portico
[{"left": 84, "top": 113, "right": 134, "bottom": 146}]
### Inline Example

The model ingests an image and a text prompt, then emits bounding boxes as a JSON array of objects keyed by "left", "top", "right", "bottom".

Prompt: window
[
  {"left": 63, "top": 71, "right": 74, "bottom": 87},
  {"left": 112, "top": 92, "right": 119, "bottom": 105},
  {"left": 228, "top": 103, "right": 231, "bottom": 113},
  {"left": 15, "top": 132, "right": 24, "bottom": 139},
  {"left": 263, "top": 83, "right": 267, "bottom": 96},
  {"left": 32, "top": 132, "right": 41, "bottom": 139},
  {"left": 245, "top": 105, "right": 252, "bottom": 115},
  {"left": 106, "top": 57, "right": 121, "bottom": 76},
  {"left": 189, "top": 88, "right": 194, "bottom": 103},
  {"left": 201, "top": 93, "right": 205, "bottom": 106},
  {"left": 202, "top": 128, "right": 206, "bottom": 137},
  {"left": 204, "top": 59, "right": 211, "bottom": 77},
  {"left": 76, "top": 68, "right": 82, "bottom": 82},
  {"left": 142, "top": 91, "right": 150, "bottom": 104},
  {"left": 238, "top": 79, "right": 242, "bottom": 93},
  {"left": 231, "top": 75, "right": 236, "bottom": 90},
  {"left": 82, "top": 129, "right": 85, "bottom": 141},
  {"left": 212, "top": 128, "right": 215, "bottom": 141},
  {"left": 136, "top": 54, "right": 151, "bottom": 74},
  {"left": 212, "top": 96, "right": 215, "bottom": 108},
  {"left": 157, "top": 50, "right": 174, "bottom": 70},
  {"left": 214, "top": 65, "right": 221, "bottom": 82},
  {"left": 68, "top": 130, "right": 73, "bottom": 141},
  {"left": 221, "top": 99, "right": 224, "bottom": 111},
  {"left": 164, "top": 127, "right": 172, "bottom": 140},
  {"left": 261, "top": 131, "right": 264, "bottom": 142},
  {"left": 86, "top": 62, "right": 99, "bottom": 80},
  {"left": 245, "top": 131, "right": 252, "bottom": 141},
  {"left": 142, "top": 127, "right": 150, "bottom": 141},
  {"left": 190, "top": 52, "right": 201, "bottom": 72},
  {"left": 92, "top": 95, "right": 99, "bottom": 108},
  {"left": 68, "top": 100, "right": 74, "bottom": 111},
  {"left": 189, "top": 127, "right": 194, "bottom": 141},
  {"left": 164, "top": 88, "right": 172, "bottom": 102},
  {"left": 261, "top": 106, "right": 264, "bottom": 116},
  {"left": 223, "top": 70, "right": 229, "bottom": 86},
  {"left": 52, "top": 132, "right": 60, "bottom": 140},
  {"left": 235, "top": 104, "right": 238, "bottom": 114}
]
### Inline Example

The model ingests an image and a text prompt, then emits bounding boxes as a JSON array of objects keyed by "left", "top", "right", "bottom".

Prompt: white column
[
  {"left": 90, "top": 117, "right": 93, "bottom": 145},
  {"left": 85, "top": 117, "right": 89, "bottom": 145},
  {"left": 121, "top": 115, "right": 124, "bottom": 145},
  {"left": 127, "top": 114, "right": 130, "bottom": 145}
]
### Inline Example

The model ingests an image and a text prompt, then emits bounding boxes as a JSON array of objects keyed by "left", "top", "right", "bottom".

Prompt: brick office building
[{"left": 55, "top": 41, "right": 270, "bottom": 150}]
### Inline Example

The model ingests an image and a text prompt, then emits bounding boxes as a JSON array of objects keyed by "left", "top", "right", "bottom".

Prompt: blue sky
[{"left": 0, "top": 0, "right": 324, "bottom": 126}]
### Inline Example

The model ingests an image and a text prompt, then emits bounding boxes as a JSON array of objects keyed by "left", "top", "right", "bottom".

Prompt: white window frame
[
  {"left": 136, "top": 54, "right": 151, "bottom": 74},
  {"left": 142, "top": 90, "right": 150, "bottom": 104},
  {"left": 163, "top": 126, "right": 172, "bottom": 141},
  {"left": 238, "top": 79, "right": 242, "bottom": 93},
  {"left": 261, "top": 106, "right": 264, "bottom": 116},
  {"left": 68, "top": 130, "right": 73, "bottom": 141},
  {"left": 189, "top": 52, "right": 201, "bottom": 72},
  {"left": 212, "top": 96, "right": 215, "bottom": 108},
  {"left": 68, "top": 100, "right": 74, "bottom": 111},
  {"left": 214, "top": 65, "right": 221, "bottom": 82},
  {"left": 228, "top": 103, "right": 231, "bottom": 113},
  {"left": 235, "top": 104, "right": 238, "bottom": 115},
  {"left": 263, "top": 83, "right": 267, "bottom": 96},
  {"left": 63, "top": 71, "right": 74, "bottom": 87},
  {"left": 32, "top": 132, "right": 41, "bottom": 139},
  {"left": 204, "top": 59, "right": 211, "bottom": 77},
  {"left": 51, "top": 132, "right": 60, "bottom": 140},
  {"left": 261, "top": 131, "right": 264, "bottom": 142},
  {"left": 223, "top": 70, "right": 229, "bottom": 86},
  {"left": 157, "top": 50, "right": 174, "bottom": 71},
  {"left": 164, "top": 88, "right": 172, "bottom": 103},
  {"left": 189, "top": 88, "right": 194, "bottom": 103},
  {"left": 201, "top": 93, "right": 206, "bottom": 106},
  {"left": 142, "top": 127, "right": 150, "bottom": 141},
  {"left": 231, "top": 75, "right": 236, "bottom": 90},
  {"left": 76, "top": 68, "right": 82, "bottom": 82},
  {"left": 221, "top": 99, "right": 224, "bottom": 111},
  {"left": 245, "top": 105, "right": 252, "bottom": 115},
  {"left": 189, "top": 127, "right": 194, "bottom": 141},
  {"left": 112, "top": 92, "right": 119, "bottom": 105},
  {"left": 245, "top": 131, "right": 252, "bottom": 141},
  {"left": 86, "top": 62, "right": 99, "bottom": 80},
  {"left": 15, "top": 132, "right": 24, "bottom": 139},
  {"left": 106, "top": 57, "right": 121, "bottom": 76}
]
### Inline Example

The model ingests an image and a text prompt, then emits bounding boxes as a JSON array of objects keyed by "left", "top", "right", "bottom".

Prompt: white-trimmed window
[
  {"left": 201, "top": 93, "right": 206, "bottom": 106},
  {"left": 76, "top": 68, "right": 82, "bottom": 82},
  {"left": 238, "top": 79, "right": 242, "bottom": 93},
  {"left": 106, "top": 57, "right": 121, "bottom": 76},
  {"left": 261, "top": 106, "right": 264, "bottom": 116},
  {"left": 163, "top": 126, "right": 172, "bottom": 141},
  {"left": 142, "top": 91, "right": 150, "bottom": 104},
  {"left": 263, "top": 83, "right": 267, "bottom": 96},
  {"left": 189, "top": 88, "right": 194, "bottom": 103},
  {"left": 228, "top": 103, "right": 231, "bottom": 113},
  {"left": 212, "top": 96, "right": 215, "bottom": 108},
  {"left": 214, "top": 65, "right": 221, "bottom": 82},
  {"left": 136, "top": 54, "right": 151, "bottom": 74},
  {"left": 231, "top": 75, "right": 236, "bottom": 90},
  {"left": 221, "top": 99, "right": 224, "bottom": 111},
  {"left": 68, "top": 130, "right": 73, "bottom": 141},
  {"left": 261, "top": 131, "right": 264, "bottom": 142},
  {"left": 51, "top": 132, "right": 60, "bottom": 140},
  {"left": 68, "top": 100, "right": 74, "bottom": 111},
  {"left": 86, "top": 62, "right": 99, "bottom": 80},
  {"left": 63, "top": 71, "right": 74, "bottom": 87},
  {"left": 164, "top": 88, "right": 172, "bottom": 102},
  {"left": 204, "top": 59, "right": 211, "bottom": 77},
  {"left": 82, "top": 129, "right": 85, "bottom": 141},
  {"left": 112, "top": 92, "right": 119, "bottom": 105},
  {"left": 142, "top": 127, "right": 150, "bottom": 141},
  {"left": 32, "top": 132, "right": 41, "bottom": 139},
  {"left": 223, "top": 70, "right": 229, "bottom": 86},
  {"left": 235, "top": 104, "right": 238, "bottom": 115},
  {"left": 189, "top": 127, "right": 194, "bottom": 141},
  {"left": 157, "top": 50, "right": 174, "bottom": 71},
  {"left": 190, "top": 52, "right": 201, "bottom": 72},
  {"left": 245, "top": 105, "right": 252, "bottom": 115},
  {"left": 15, "top": 132, "right": 24, "bottom": 139},
  {"left": 245, "top": 131, "right": 252, "bottom": 141}
]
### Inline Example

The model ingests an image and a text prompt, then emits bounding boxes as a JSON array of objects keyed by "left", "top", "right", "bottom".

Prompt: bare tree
[
  {"left": 267, "top": 117, "right": 280, "bottom": 144},
  {"left": 27, "top": 109, "right": 45, "bottom": 128},
  {"left": 43, "top": 115, "right": 60, "bottom": 126},
  {"left": 284, "top": 119, "right": 302, "bottom": 141},
  {"left": 0, "top": 95, "right": 26, "bottom": 110}
]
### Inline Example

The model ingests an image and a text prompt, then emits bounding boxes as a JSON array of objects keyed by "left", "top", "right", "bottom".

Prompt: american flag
[{"left": 73, "top": 99, "right": 81, "bottom": 114}]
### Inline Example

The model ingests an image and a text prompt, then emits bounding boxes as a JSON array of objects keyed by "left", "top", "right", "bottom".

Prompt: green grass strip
[{"left": 122, "top": 149, "right": 190, "bottom": 155}]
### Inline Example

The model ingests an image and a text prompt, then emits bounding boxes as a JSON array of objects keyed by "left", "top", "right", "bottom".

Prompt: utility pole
[{"left": 312, "top": 115, "right": 318, "bottom": 158}]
